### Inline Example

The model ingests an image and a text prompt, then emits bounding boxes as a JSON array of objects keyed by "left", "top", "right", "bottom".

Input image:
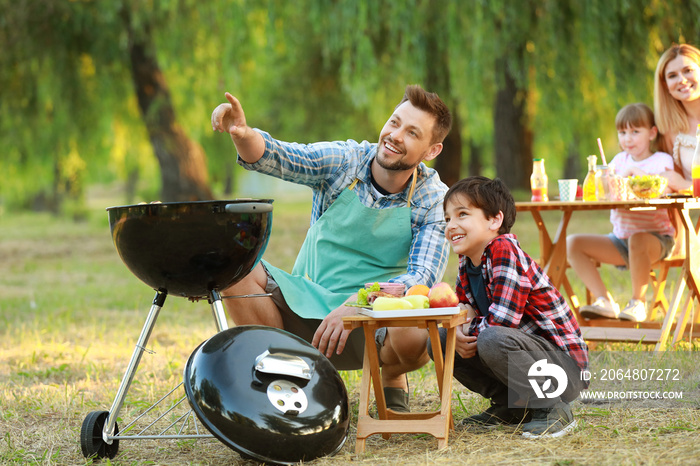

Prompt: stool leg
[
  {"left": 649, "top": 264, "right": 671, "bottom": 321},
  {"left": 439, "top": 325, "right": 459, "bottom": 448},
  {"left": 354, "top": 347, "right": 372, "bottom": 455},
  {"left": 362, "top": 324, "right": 387, "bottom": 419},
  {"left": 428, "top": 321, "right": 444, "bottom": 394},
  {"left": 427, "top": 322, "right": 453, "bottom": 430}
]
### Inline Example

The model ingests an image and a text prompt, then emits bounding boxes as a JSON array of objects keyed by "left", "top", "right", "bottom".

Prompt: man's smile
[{"left": 382, "top": 139, "right": 403, "bottom": 155}]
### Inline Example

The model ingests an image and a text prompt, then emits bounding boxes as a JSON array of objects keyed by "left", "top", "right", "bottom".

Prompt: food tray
[{"left": 358, "top": 307, "right": 461, "bottom": 318}]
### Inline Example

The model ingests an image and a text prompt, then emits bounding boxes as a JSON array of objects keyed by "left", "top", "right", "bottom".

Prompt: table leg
[
  {"left": 657, "top": 207, "right": 700, "bottom": 350},
  {"left": 679, "top": 209, "right": 700, "bottom": 299},
  {"left": 560, "top": 275, "right": 584, "bottom": 322},
  {"left": 672, "top": 292, "right": 694, "bottom": 344},
  {"left": 529, "top": 210, "right": 583, "bottom": 320},
  {"left": 530, "top": 210, "right": 553, "bottom": 267},
  {"left": 529, "top": 210, "right": 574, "bottom": 289},
  {"left": 655, "top": 259, "right": 688, "bottom": 351},
  {"left": 544, "top": 210, "right": 573, "bottom": 288}
]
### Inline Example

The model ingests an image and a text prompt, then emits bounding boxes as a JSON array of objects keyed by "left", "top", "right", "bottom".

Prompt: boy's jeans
[{"left": 428, "top": 326, "right": 585, "bottom": 408}]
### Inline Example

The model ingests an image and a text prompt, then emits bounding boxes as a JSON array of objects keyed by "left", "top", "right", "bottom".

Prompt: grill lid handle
[
  {"left": 225, "top": 203, "right": 273, "bottom": 214},
  {"left": 254, "top": 350, "right": 312, "bottom": 380}
]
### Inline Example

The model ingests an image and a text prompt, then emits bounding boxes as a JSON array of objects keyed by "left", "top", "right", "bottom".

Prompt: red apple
[{"left": 428, "top": 282, "right": 459, "bottom": 308}]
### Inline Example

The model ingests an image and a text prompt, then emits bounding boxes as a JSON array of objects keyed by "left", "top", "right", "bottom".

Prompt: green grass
[{"left": 1, "top": 187, "right": 699, "bottom": 465}]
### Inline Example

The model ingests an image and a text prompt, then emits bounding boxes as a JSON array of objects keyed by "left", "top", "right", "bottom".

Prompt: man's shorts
[
  {"left": 607, "top": 232, "right": 675, "bottom": 270},
  {"left": 261, "top": 264, "right": 386, "bottom": 371}
]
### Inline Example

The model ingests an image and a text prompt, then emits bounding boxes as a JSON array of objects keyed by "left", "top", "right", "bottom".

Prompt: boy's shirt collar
[{"left": 467, "top": 233, "right": 517, "bottom": 266}]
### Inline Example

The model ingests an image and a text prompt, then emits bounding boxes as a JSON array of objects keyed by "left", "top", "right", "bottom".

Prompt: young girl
[{"left": 567, "top": 103, "right": 675, "bottom": 322}]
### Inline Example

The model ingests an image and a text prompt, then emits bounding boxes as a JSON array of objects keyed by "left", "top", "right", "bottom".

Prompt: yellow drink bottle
[
  {"left": 582, "top": 155, "right": 597, "bottom": 201},
  {"left": 530, "top": 158, "right": 548, "bottom": 201},
  {"left": 693, "top": 124, "right": 700, "bottom": 196},
  {"left": 693, "top": 166, "right": 700, "bottom": 196}
]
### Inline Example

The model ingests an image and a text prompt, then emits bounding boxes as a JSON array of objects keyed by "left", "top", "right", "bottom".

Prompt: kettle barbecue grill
[{"left": 79, "top": 199, "right": 341, "bottom": 462}]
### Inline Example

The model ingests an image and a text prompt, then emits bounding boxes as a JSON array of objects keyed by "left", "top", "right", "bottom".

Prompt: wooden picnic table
[{"left": 515, "top": 197, "right": 700, "bottom": 350}]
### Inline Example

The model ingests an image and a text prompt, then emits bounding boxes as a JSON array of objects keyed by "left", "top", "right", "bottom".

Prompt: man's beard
[
  {"left": 376, "top": 153, "right": 417, "bottom": 171},
  {"left": 376, "top": 139, "right": 420, "bottom": 171}
]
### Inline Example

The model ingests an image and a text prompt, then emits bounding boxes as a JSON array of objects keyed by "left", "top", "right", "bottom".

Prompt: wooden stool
[{"left": 342, "top": 309, "right": 468, "bottom": 454}]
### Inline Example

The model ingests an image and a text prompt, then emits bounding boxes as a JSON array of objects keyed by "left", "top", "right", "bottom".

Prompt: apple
[{"left": 428, "top": 282, "right": 459, "bottom": 308}]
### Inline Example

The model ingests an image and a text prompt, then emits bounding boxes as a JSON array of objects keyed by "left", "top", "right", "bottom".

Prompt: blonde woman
[{"left": 654, "top": 43, "right": 700, "bottom": 191}]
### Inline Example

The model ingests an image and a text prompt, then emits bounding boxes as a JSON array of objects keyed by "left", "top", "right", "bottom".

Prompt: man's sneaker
[
  {"left": 521, "top": 401, "right": 576, "bottom": 439},
  {"left": 579, "top": 297, "right": 619, "bottom": 319},
  {"left": 618, "top": 299, "right": 647, "bottom": 322},
  {"left": 462, "top": 403, "right": 531, "bottom": 428},
  {"left": 383, "top": 387, "right": 409, "bottom": 413}
]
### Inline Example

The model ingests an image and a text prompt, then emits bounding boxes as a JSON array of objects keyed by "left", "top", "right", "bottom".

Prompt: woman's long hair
[{"left": 654, "top": 44, "right": 700, "bottom": 152}]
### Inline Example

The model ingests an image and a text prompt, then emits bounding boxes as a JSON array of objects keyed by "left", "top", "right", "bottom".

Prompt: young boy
[{"left": 428, "top": 176, "right": 589, "bottom": 438}]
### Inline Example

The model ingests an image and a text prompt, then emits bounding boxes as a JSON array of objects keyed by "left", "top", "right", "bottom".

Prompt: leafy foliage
[{"left": 2, "top": 0, "right": 700, "bottom": 210}]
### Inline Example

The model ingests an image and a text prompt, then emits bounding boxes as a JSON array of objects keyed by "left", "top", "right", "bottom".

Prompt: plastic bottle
[
  {"left": 607, "top": 163, "right": 626, "bottom": 200},
  {"left": 582, "top": 155, "right": 597, "bottom": 201},
  {"left": 530, "top": 158, "right": 549, "bottom": 202},
  {"left": 692, "top": 124, "right": 700, "bottom": 196}
]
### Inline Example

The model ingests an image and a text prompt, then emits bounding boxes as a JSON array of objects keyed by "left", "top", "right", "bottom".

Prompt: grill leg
[
  {"left": 209, "top": 289, "right": 229, "bottom": 332},
  {"left": 103, "top": 290, "right": 167, "bottom": 443}
]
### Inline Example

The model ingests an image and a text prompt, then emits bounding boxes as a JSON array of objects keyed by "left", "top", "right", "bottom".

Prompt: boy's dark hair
[
  {"left": 444, "top": 176, "right": 516, "bottom": 235},
  {"left": 397, "top": 84, "right": 452, "bottom": 144}
]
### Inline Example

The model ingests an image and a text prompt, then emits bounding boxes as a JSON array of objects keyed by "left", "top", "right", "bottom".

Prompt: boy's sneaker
[
  {"left": 618, "top": 299, "right": 647, "bottom": 322},
  {"left": 462, "top": 403, "right": 531, "bottom": 428},
  {"left": 579, "top": 297, "right": 619, "bottom": 319},
  {"left": 521, "top": 401, "right": 577, "bottom": 439}
]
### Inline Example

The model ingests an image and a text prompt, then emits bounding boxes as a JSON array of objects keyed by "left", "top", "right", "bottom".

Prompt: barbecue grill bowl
[
  {"left": 184, "top": 326, "right": 349, "bottom": 464},
  {"left": 107, "top": 200, "right": 273, "bottom": 298}
]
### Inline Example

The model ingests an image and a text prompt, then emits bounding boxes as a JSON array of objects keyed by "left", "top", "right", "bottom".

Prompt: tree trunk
[
  {"left": 467, "top": 139, "right": 483, "bottom": 176},
  {"left": 564, "top": 137, "right": 581, "bottom": 180},
  {"left": 425, "top": 5, "right": 462, "bottom": 188},
  {"left": 433, "top": 108, "right": 463, "bottom": 188},
  {"left": 123, "top": 10, "right": 212, "bottom": 202},
  {"left": 494, "top": 56, "right": 532, "bottom": 192}
]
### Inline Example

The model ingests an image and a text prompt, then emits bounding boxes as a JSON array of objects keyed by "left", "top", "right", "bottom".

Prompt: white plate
[{"left": 358, "top": 307, "right": 460, "bottom": 318}]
